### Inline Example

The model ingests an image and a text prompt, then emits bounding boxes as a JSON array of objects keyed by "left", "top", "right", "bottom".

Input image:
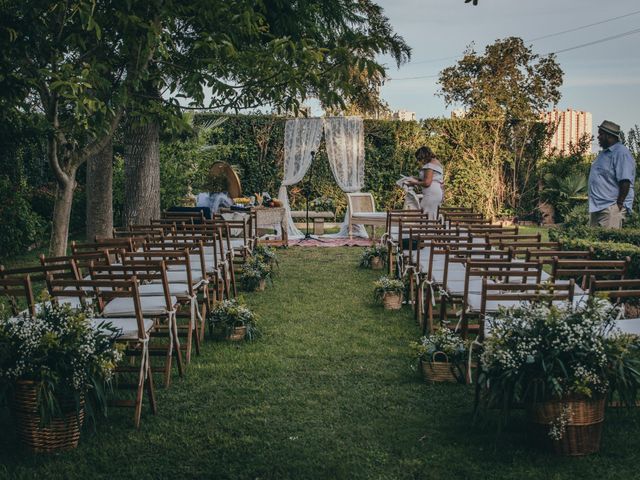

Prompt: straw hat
[{"left": 598, "top": 120, "right": 622, "bottom": 139}]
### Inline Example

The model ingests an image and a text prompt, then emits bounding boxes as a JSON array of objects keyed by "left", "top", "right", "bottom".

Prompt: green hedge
[
  {"left": 560, "top": 238, "right": 640, "bottom": 278},
  {"left": 550, "top": 226, "right": 640, "bottom": 247}
]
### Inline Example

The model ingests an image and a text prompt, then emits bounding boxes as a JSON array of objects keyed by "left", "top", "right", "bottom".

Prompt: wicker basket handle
[{"left": 431, "top": 351, "right": 449, "bottom": 363}]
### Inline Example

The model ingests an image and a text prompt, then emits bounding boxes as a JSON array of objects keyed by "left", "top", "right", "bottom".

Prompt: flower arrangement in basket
[
  {"left": 208, "top": 298, "right": 260, "bottom": 341},
  {"left": 0, "top": 303, "right": 122, "bottom": 453},
  {"left": 373, "top": 276, "right": 404, "bottom": 310},
  {"left": 479, "top": 298, "right": 640, "bottom": 456},
  {"left": 410, "top": 329, "right": 468, "bottom": 383},
  {"left": 252, "top": 244, "right": 278, "bottom": 269},
  {"left": 240, "top": 256, "right": 273, "bottom": 291},
  {"left": 359, "top": 244, "right": 388, "bottom": 270}
]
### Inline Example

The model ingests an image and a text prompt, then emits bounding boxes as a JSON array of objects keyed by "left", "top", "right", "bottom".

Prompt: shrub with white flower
[
  {"left": 373, "top": 276, "right": 404, "bottom": 302},
  {"left": 479, "top": 297, "right": 640, "bottom": 411},
  {"left": 208, "top": 298, "right": 260, "bottom": 341},
  {"left": 252, "top": 244, "right": 278, "bottom": 268},
  {"left": 240, "top": 256, "right": 273, "bottom": 291},
  {"left": 410, "top": 329, "right": 468, "bottom": 365},
  {"left": 0, "top": 302, "right": 122, "bottom": 424},
  {"left": 359, "top": 244, "right": 388, "bottom": 268}
]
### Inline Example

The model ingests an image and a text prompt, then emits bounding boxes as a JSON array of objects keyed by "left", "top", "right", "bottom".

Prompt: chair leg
[
  {"left": 133, "top": 347, "right": 146, "bottom": 429},
  {"left": 146, "top": 358, "right": 157, "bottom": 415},
  {"left": 172, "top": 316, "right": 184, "bottom": 378}
]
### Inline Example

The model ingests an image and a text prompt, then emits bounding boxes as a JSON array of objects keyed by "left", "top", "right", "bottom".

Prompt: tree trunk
[
  {"left": 49, "top": 177, "right": 76, "bottom": 256},
  {"left": 122, "top": 118, "right": 161, "bottom": 226},
  {"left": 86, "top": 139, "right": 114, "bottom": 241}
]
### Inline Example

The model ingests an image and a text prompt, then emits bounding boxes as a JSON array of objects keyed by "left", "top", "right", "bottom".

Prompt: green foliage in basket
[
  {"left": 0, "top": 302, "right": 123, "bottom": 425},
  {"left": 373, "top": 276, "right": 404, "bottom": 302},
  {"left": 208, "top": 299, "right": 260, "bottom": 341},
  {"left": 479, "top": 298, "right": 640, "bottom": 413},
  {"left": 359, "top": 244, "right": 388, "bottom": 268},
  {"left": 252, "top": 244, "right": 278, "bottom": 268},
  {"left": 410, "top": 329, "right": 468, "bottom": 365},
  {"left": 240, "top": 256, "right": 273, "bottom": 291}
]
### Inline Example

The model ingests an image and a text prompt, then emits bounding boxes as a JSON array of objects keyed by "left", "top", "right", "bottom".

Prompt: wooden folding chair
[
  {"left": 88, "top": 261, "right": 184, "bottom": 387},
  {"left": 47, "top": 275, "right": 157, "bottom": 428}
]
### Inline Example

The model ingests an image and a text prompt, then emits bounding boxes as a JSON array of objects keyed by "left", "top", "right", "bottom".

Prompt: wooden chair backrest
[
  {"left": 47, "top": 276, "right": 148, "bottom": 339},
  {"left": 478, "top": 280, "right": 576, "bottom": 340},
  {"left": 0, "top": 276, "right": 36, "bottom": 316},
  {"left": 347, "top": 193, "right": 376, "bottom": 214},
  {"left": 551, "top": 257, "right": 630, "bottom": 289}
]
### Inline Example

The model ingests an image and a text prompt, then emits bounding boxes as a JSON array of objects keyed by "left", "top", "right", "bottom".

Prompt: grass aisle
[{"left": 2, "top": 247, "right": 640, "bottom": 479}]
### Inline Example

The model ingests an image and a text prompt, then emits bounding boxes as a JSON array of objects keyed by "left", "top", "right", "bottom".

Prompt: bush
[
  {"left": 0, "top": 178, "right": 45, "bottom": 257},
  {"left": 559, "top": 238, "right": 640, "bottom": 278}
]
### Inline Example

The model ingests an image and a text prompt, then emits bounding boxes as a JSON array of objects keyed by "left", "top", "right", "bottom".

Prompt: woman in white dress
[{"left": 406, "top": 146, "right": 444, "bottom": 219}]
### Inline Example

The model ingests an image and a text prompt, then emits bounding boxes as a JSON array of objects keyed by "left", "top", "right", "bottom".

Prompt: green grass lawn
[{"left": 1, "top": 247, "right": 640, "bottom": 479}]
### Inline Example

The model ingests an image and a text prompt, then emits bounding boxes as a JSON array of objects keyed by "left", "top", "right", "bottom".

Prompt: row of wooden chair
[{"left": 0, "top": 210, "right": 257, "bottom": 428}]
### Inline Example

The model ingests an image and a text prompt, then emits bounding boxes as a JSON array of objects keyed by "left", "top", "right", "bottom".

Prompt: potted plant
[
  {"left": 208, "top": 299, "right": 260, "bottom": 341},
  {"left": 0, "top": 303, "right": 122, "bottom": 453},
  {"left": 252, "top": 244, "right": 278, "bottom": 269},
  {"left": 479, "top": 298, "right": 640, "bottom": 456},
  {"left": 240, "top": 256, "right": 272, "bottom": 291},
  {"left": 373, "top": 276, "right": 404, "bottom": 310},
  {"left": 360, "top": 244, "right": 388, "bottom": 270},
  {"left": 410, "top": 329, "right": 468, "bottom": 383}
]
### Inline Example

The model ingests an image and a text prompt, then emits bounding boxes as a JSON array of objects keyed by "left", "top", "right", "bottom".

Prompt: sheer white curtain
[
  {"left": 278, "top": 118, "right": 324, "bottom": 239},
  {"left": 323, "top": 116, "right": 367, "bottom": 237}
]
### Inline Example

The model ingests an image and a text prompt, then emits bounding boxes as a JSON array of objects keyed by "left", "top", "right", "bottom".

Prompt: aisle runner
[{"left": 288, "top": 237, "right": 372, "bottom": 247}]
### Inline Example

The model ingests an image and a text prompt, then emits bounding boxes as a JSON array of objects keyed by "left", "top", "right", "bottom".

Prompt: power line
[
  {"left": 528, "top": 9, "right": 640, "bottom": 42},
  {"left": 389, "top": 25, "right": 640, "bottom": 81},
  {"left": 549, "top": 26, "right": 640, "bottom": 55},
  {"left": 406, "top": 9, "right": 640, "bottom": 66}
]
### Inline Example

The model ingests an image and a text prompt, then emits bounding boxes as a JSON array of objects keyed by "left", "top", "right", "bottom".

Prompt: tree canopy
[
  {"left": 438, "top": 37, "right": 563, "bottom": 120},
  {"left": 0, "top": 0, "right": 410, "bottom": 254}
]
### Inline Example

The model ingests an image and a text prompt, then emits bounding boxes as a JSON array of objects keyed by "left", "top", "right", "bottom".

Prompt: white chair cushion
[
  {"left": 445, "top": 278, "right": 485, "bottom": 296},
  {"left": 138, "top": 283, "right": 190, "bottom": 297},
  {"left": 92, "top": 317, "right": 155, "bottom": 340},
  {"left": 156, "top": 270, "right": 204, "bottom": 285},
  {"left": 612, "top": 318, "right": 640, "bottom": 337},
  {"left": 351, "top": 212, "right": 387, "bottom": 224},
  {"left": 103, "top": 296, "right": 176, "bottom": 317}
]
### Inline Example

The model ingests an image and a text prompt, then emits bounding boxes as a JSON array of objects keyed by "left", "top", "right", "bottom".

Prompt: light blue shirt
[{"left": 588, "top": 142, "right": 636, "bottom": 213}]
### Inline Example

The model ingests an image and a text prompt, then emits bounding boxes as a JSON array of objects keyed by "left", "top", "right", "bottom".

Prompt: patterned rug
[{"left": 288, "top": 237, "right": 374, "bottom": 247}]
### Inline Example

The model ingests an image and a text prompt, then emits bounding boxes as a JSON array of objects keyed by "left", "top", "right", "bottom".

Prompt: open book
[{"left": 395, "top": 176, "right": 413, "bottom": 188}]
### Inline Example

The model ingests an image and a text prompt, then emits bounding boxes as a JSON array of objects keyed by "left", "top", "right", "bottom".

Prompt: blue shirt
[{"left": 588, "top": 142, "right": 636, "bottom": 213}]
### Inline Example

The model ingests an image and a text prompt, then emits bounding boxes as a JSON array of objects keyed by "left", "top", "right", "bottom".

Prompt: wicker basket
[
  {"left": 528, "top": 396, "right": 605, "bottom": 456},
  {"left": 227, "top": 325, "right": 247, "bottom": 341},
  {"left": 383, "top": 292, "right": 403, "bottom": 310},
  {"left": 13, "top": 380, "right": 84, "bottom": 454},
  {"left": 370, "top": 256, "right": 384, "bottom": 270},
  {"left": 420, "top": 352, "right": 459, "bottom": 383}
]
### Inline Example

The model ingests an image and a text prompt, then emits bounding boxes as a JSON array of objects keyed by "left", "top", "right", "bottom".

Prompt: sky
[{"left": 373, "top": 0, "right": 640, "bottom": 141}]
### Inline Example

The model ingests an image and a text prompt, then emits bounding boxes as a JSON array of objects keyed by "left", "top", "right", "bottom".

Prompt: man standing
[{"left": 588, "top": 120, "right": 636, "bottom": 228}]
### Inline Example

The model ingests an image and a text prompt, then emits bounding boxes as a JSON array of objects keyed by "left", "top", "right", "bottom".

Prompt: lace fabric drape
[
  {"left": 323, "top": 117, "right": 367, "bottom": 237},
  {"left": 278, "top": 118, "right": 323, "bottom": 239}
]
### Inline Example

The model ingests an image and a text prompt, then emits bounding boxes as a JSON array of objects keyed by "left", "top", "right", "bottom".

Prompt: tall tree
[
  {"left": 119, "top": 0, "right": 410, "bottom": 225},
  {"left": 0, "top": 1, "right": 160, "bottom": 255},
  {"left": 438, "top": 37, "right": 563, "bottom": 216}
]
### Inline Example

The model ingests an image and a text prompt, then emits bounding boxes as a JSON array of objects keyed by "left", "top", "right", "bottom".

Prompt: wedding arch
[{"left": 277, "top": 116, "right": 368, "bottom": 239}]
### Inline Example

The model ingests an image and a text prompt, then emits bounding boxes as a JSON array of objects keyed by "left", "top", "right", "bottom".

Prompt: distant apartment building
[
  {"left": 392, "top": 109, "right": 416, "bottom": 121},
  {"left": 541, "top": 109, "right": 593, "bottom": 155}
]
